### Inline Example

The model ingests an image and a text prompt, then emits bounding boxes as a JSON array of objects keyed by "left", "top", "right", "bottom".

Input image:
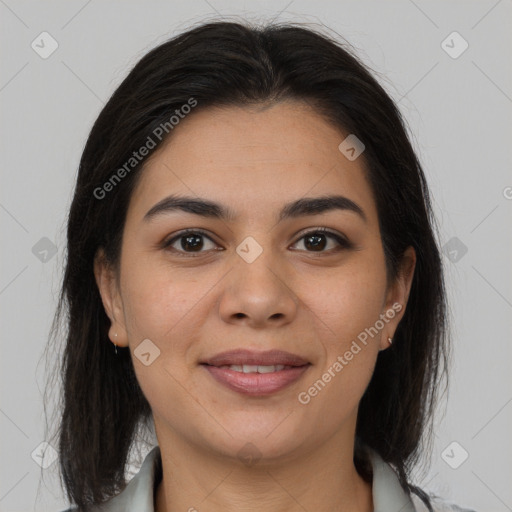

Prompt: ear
[
  {"left": 379, "top": 246, "right": 416, "bottom": 351},
  {"left": 93, "top": 247, "right": 129, "bottom": 348}
]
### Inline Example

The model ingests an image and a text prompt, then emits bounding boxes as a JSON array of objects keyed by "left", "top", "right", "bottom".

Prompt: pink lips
[
  {"left": 201, "top": 349, "right": 311, "bottom": 396},
  {"left": 201, "top": 349, "right": 309, "bottom": 367}
]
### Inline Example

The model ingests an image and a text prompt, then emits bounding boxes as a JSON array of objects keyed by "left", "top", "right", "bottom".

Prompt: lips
[
  {"left": 200, "top": 349, "right": 311, "bottom": 396},
  {"left": 201, "top": 349, "right": 309, "bottom": 367}
]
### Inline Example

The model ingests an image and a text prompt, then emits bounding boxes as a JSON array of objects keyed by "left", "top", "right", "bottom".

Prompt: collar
[{"left": 88, "top": 444, "right": 417, "bottom": 511}]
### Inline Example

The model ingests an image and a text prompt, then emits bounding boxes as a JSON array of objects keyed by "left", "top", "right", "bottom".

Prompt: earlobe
[
  {"left": 93, "top": 248, "right": 129, "bottom": 347},
  {"left": 379, "top": 336, "right": 393, "bottom": 351}
]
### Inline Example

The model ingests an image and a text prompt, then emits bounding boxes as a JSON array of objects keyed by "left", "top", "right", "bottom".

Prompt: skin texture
[{"left": 94, "top": 100, "right": 416, "bottom": 512}]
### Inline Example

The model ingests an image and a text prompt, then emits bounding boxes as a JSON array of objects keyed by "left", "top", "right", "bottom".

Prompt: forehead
[{"left": 126, "top": 101, "right": 378, "bottom": 227}]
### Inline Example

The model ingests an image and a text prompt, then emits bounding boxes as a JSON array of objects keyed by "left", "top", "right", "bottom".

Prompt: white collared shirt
[{"left": 60, "top": 445, "right": 477, "bottom": 512}]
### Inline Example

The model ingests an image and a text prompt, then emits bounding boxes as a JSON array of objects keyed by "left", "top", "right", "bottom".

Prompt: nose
[{"left": 218, "top": 248, "right": 299, "bottom": 329}]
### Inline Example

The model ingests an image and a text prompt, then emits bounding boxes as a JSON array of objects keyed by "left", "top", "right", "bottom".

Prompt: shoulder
[
  {"left": 55, "top": 445, "right": 162, "bottom": 512},
  {"left": 411, "top": 492, "right": 479, "bottom": 512}
]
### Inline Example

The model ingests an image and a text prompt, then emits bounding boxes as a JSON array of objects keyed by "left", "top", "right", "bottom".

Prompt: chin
[{"left": 202, "top": 415, "right": 312, "bottom": 464}]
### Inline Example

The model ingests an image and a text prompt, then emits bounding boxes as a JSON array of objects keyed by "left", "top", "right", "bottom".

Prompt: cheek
[
  {"left": 305, "top": 253, "right": 388, "bottom": 348},
  {"left": 297, "top": 271, "right": 383, "bottom": 421},
  {"left": 118, "top": 259, "right": 209, "bottom": 416},
  {"left": 120, "top": 254, "right": 208, "bottom": 341},
  {"left": 295, "top": 248, "right": 387, "bottom": 406}
]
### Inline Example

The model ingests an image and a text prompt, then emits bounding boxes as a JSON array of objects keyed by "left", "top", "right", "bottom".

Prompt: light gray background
[{"left": 1, "top": 1, "right": 511, "bottom": 511}]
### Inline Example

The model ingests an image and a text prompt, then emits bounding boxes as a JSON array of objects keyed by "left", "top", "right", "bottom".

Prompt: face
[{"left": 95, "top": 100, "right": 415, "bottom": 463}]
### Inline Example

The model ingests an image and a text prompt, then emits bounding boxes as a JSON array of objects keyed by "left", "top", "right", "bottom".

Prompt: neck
[{"left": 154, "top": 429, "right": 373, "bottom": 512}]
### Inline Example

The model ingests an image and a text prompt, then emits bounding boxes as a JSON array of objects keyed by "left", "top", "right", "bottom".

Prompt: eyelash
[{"left": 161, "top": 227, "right": 352, "bottom": 257}]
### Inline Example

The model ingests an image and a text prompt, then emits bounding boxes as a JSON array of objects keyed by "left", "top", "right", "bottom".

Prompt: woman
[{"left": 46, "top": 19, "right": 477, "bottom": 512}]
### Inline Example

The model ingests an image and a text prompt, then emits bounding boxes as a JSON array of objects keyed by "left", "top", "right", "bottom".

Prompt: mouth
[
  {"left": 209, "top": 363, "right": 297, "bottom": 373},
  {"left": 200, "top": 349, "right": 310, "bottom": 367},
  {"left": 200, "top": 349, "right": 311, "bottom": 396}
]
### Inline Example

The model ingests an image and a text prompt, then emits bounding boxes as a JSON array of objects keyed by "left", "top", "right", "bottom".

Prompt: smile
[
  {"left": 202, "top": 363, "right": 311, "bottom": 396},
  {"left": 218, "top": 364, "right": 289, "bottom": 373}
]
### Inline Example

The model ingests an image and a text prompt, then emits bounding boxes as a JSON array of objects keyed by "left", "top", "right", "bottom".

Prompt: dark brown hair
[{"left": 43, "top": 19, "right": 450, "bottom": 511}]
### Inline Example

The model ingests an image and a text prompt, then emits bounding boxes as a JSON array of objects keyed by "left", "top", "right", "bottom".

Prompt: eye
[
  {"left": 162, "top": 229, "right": 220, "bottom": 256},
  {"left": 290, "top": 228, "right": 352, "bottom": 253},
  {"left": 161, "top": 227, "right": 352, "bottom": 257}
]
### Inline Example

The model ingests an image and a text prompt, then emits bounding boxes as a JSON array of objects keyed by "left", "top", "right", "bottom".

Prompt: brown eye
[
  {"left": 291, "top": 228, "right": 351, "bottom": 253},
  {"left": 162, "top": 227, "right": 351, "bottom": 257},
  {"left": 162, "top": 230, "right": 218, "bottom": 255},
  {"left": 180, "top": 233, "right": 205, "bottom": 251}
]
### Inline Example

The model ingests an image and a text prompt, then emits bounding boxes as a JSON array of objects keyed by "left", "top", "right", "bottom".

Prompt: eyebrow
[{"left": 143, "top": 194, "right": 367, "bottom": 224}]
